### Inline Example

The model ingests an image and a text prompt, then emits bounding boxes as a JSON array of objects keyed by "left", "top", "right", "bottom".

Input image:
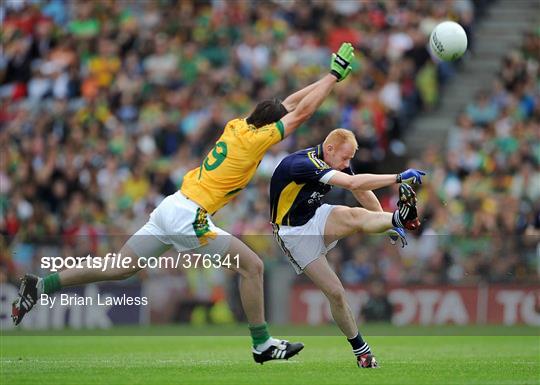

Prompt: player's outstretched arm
[
  {"left": 280, "top": 74, "right": 336, "bottom": 136},
  {"left": 280, "top": 43, "right": 354, "bottom": 137},
  {"left": 328, "top": 172, "right": 398, "bottom": 191},
  {"left": 282, "top": 78, "right": 325, "bottom": 112},
  {"left": 327, "top": 168, "right": 426, "bottom": 191}
]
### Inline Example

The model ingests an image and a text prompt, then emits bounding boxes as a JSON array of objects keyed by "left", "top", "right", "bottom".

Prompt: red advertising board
[{"left": 290, "top": 285, "right": 540, "bottom": 325}]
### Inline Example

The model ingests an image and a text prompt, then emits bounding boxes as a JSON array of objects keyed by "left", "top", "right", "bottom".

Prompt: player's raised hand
[
  {"left": 396, "top": 169, "right": 426, "bottom": 185},
  {"left": 330, "top": 42, "right": 354, "bottom": 82}
]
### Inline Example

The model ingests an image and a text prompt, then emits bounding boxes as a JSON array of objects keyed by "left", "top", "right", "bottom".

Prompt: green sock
[
  {"left": 249, "top": 323, "right": 270, "bottom": 347},
  {"left": 43, "top": 273, "right": 62, "bottom": 294}
]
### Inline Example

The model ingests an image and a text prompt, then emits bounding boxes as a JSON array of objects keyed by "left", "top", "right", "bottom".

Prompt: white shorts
[
  {"left": 273, "top": 204, "right": 338, "bottom": 274},
  {"left": 126, "top": 191, "right": 231, "bottom": 259}
]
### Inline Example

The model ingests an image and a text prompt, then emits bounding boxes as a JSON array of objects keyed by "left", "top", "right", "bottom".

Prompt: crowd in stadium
[{"left": 1, "top": 0, "right": 538, "bottom": 309}]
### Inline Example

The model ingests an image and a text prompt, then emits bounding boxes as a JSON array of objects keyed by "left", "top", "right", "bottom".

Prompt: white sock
[{"left": 255, "top": 337, "right": 280, "bottom": 352}]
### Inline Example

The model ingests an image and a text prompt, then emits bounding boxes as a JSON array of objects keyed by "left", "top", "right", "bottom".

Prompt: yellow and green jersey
[{"left": 181, "top": 118, "right": 284, "bottom": 214}]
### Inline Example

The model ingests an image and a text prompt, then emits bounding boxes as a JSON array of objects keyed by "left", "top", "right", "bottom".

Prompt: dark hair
[{"left": 246, "top": 98, "right": 288, "bottom": 128}]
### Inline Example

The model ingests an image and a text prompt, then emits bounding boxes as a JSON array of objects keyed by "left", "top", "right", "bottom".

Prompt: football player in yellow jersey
[{"left": 12, "top": 43, "right": 355, "bottom": 364}]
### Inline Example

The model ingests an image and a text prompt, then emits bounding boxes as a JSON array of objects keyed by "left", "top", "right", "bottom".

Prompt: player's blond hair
[{"left": 323, "top": 128, "right": 358, "bottom": 150}]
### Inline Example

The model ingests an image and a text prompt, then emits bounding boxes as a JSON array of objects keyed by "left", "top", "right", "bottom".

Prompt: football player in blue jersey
[{"left": 269, "top": 128, "right": 425, "bottom": 368}]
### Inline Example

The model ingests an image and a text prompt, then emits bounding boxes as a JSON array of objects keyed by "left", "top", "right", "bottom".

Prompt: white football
[{"left": 429, "top": 21, "right": 468, "bottom": 61}]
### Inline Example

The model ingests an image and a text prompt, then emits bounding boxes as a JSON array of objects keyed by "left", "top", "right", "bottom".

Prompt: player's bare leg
[
  {"left": 304, "top": 256, "right": 357, "bottom": 338},
  {"left": 224, "top": 236, "right": 304, "bottom": 363},
  {"left": 304, "top": 255, "right": 377, "bottom": 368},
  {"left": 324, "top": 183, "right": 420, "bottom": 245},
  {"left": 225, "top": 236, "right": 266, "bottom": 325},
  {"left": 324, "top": 206, "right": 393, "bottom": 245}
]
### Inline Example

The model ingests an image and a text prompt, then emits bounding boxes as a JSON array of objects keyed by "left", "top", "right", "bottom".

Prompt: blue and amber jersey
[
  {"left": 182, "top": 118, "right": 284, "bottom": 214},
  {"left": 270, "top": 144, "right": 353, "bottom": 226}
]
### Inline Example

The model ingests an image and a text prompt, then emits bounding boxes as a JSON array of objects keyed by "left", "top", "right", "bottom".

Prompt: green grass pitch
[{"left": 1, "top": 325, "right": 538, "bottom": 385}]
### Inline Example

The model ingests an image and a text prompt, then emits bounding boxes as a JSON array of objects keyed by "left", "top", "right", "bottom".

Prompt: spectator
[{"left": 361, "top": 280, "right": 393, "bottom": 322}]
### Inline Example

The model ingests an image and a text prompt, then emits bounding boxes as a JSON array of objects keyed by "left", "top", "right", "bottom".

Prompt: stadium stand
[{"left": 2, "top": 1, "right": 538, "bottom": 323}]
